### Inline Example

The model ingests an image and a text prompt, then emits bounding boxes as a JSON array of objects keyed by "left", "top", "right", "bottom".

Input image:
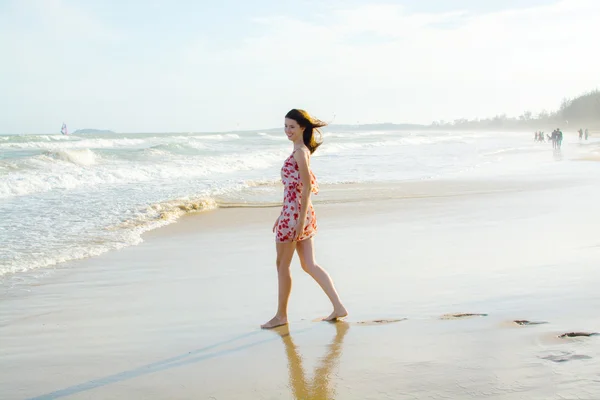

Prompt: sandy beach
[
  {"left": 2, "top": 166, "right": 600, "bottom": 399},
  {"left": 3, "top": 0, "right": 600, "bottom": 397}
]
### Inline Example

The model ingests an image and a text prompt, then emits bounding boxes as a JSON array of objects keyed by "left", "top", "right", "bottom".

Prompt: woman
[{"left": 261, "top": 109, "right": 348, "bottom": 329}]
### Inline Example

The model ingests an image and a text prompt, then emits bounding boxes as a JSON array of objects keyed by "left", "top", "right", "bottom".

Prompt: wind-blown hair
[{"left": 285, "top": 109, "right": 326, "bottom": 154}]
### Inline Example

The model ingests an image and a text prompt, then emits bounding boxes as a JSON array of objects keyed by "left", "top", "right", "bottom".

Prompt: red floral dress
[{"left": 275, "top": 149, "right": 319, "bottom": 243}]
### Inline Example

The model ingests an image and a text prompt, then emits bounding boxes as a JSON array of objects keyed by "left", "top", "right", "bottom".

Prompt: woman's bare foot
[
  {"left": 323, "top": 306, "right": 348, "bottom": 322},
  {"left": 261, "top": 315, "right": 288, "bottom": 329}
]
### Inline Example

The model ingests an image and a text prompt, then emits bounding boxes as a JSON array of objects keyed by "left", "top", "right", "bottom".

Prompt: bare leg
[
  {"left": 296, "top": 238, "right": 348, "bottom": 321},
  {"left": 261, "top": 241, "right": 296, "bottom": 329}
]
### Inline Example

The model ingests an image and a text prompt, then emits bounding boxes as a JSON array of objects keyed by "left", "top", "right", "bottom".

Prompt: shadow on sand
[
  {"left": 29, "top": 322, "right": 349, "bottom": 400},
  {"left": 28, "top": 329, "right": 302, "bottom": 400}
]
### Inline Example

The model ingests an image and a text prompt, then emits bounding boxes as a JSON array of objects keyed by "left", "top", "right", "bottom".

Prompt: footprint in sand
[
  {"left": 353, "top": 318, "right": 407, "bottom": 326},
  {"left": 513, "top": 320, "right": 548, "bottom": 326},
  {"left": 440, "top": 313, "right": 488, "bottom": 320},
  {"left": 541, "top": 351, "right": 593, "bottom": 363},
  {"left": 558, "top": 332, "right": 599, "bottom": 338}
]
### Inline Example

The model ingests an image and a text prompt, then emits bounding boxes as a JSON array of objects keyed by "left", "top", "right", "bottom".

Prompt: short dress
[{"left": 275, "top": 149, "right": 319, "bottom": 243}]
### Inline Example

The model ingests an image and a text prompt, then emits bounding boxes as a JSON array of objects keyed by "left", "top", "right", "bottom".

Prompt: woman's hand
[
  {"left": 294, "top": 220, "right": 305, "bottom": 241},
  {"left": 272, "top": 217, "right": 279, "bottom": 233}
]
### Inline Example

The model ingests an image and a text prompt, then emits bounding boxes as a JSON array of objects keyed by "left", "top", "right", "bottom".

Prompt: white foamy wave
[
  {"left": 0, "top": 148, "right": 288, "bottom": 199},
  {"left": 317, "top": 142, "right": 369, "bottom": 155},
  {"left": 244, "top": 179, "right": 280, "bottom": 187},
  {"left": 192, "top": 133, "right": 240, "bottom": 140},
  {"left": 0, "top": 137, "right": 147, "bottom": 150},
  {"left": 1, "top": 134, "right": 73, "bottom": 143},
  {"left": 149, "top": 141, "right": 207, "bottom": 153},
  {"left": 110, "top": 197, "right": 219, "bottom": 231},
  {"left": 315, "top": 135, "right": 468, "bottom": 156},
  {"left": 44, "top": 149, "right": 99, "bottom": 166},
  {"left": 0, "top": 196, "right": 219, "bottom": 277},
  {"left": 144, "top": 148, "right": 170, "bottom": 156},
  {"left": 257, "top": 132, "right": 286, "bottom": 141},
  {"left": 186, "top": 141, "right": 208, "bottom": 150},
  {"left": 0, "top": 240, "right": 138, "bottom": 277},
  {"left": 326, "top": 131, "right": 393, "bottom": 138},
  {"left": 316, "top": 139, "right": 407, "bottom": 156}
]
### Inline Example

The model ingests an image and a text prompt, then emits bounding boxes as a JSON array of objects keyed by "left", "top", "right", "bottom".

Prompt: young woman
[{"left": 261, "top": 109, "right": 348, "bottom": 329}]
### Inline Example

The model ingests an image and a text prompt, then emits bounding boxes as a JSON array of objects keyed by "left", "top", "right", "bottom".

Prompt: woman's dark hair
[{"left": 285, "top": 109, "right": 326, "bottom": 154}]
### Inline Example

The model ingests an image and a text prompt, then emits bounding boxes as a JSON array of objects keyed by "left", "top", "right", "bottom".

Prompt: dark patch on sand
[
  {"left": 514, "top": 320, "right": 548, "bottom": 326},
  {"left": 541, "top": 352, "right": 593, "bottom": 363},
  {"left": 440, "top": 313, "right": 488, "bottom": 320},
  {"left": 558, "top": 332, "right": 599, "bottom": 338},
  {"left": 354, "top": 318, "right": 407, "bottom": 326}
]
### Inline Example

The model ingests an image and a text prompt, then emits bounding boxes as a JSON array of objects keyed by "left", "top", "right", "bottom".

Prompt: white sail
[{"left": 61, "top": 123, "right": 68, "bottom": 135}]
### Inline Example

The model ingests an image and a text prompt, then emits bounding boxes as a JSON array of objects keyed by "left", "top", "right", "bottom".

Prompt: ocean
[
  {"left": 3, "top": 128, "right": 600, "bottom": 399},
  {"left": 1, "top": 128, "right": 597, "bottom": 283}
]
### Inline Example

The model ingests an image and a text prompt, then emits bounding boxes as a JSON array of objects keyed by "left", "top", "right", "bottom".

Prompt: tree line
[{"left": 431, "top": 89, "right": 600, "bottom": 130}]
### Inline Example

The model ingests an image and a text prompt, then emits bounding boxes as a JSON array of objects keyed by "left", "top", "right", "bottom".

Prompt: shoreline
[
  {"left": 2, "top": 172, "right": 600, "bottom": 398},
  {"left": 1, "top": 176, "right": 575, "bottom": 289}
]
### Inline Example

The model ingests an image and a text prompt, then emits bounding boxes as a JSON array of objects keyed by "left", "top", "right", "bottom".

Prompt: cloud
[
  {"left": 209, "top": 0, "right": 600, "bottom": 125},
  {"left": 1, "top": 0, "right": 599, "bottom": 132}
]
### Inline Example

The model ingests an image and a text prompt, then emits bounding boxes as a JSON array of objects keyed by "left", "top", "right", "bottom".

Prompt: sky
[{"left": 0, "top": 0, "right": 599, "bottom": 134}]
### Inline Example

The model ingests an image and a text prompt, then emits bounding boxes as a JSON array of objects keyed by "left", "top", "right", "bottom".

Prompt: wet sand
[{"left": 2, "top": 175, "right": 600, "bottom": 399}]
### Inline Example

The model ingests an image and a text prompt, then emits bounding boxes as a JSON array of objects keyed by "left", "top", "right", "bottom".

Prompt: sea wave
[
  {"left": 0, "top": 196, "right": 220, "bottom": 277},
  {"left": 0, "top": 137, "right": 146, "bottom": 150},
  {"left": 0, "top": 148, "right": 288, "bottom": 199},
  {"left": 43, "top": 149, "right": 99, "bottom": 166},
  {"left": 109, "top": 197, "right": 219, "bottom": 230}
]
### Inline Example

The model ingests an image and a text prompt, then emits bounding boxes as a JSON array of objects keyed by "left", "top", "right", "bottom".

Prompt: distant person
[
  {"left": 558, "top": 129, "right": 563, "bottom": 148},
  {"left": 585, "top": 128, "right": 589, "bottom": 140},
  {"left": 578, "top": 129, "right": 583, "bottom": 140},
  {"left": 557, "top": 128, "right": 563, "bottom": 148},
  {"left": 550, "top": 129, "right": 557, "bottom": 148},
  {"left": 262, "top": 109, "right": 347, "bottom": 329}
]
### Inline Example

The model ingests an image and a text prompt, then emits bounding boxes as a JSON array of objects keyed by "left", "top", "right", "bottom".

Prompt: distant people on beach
[
  {"left": 534, "top": 131, "right": 545, "bottom": 142},
  {"left": 546, "top": 128, "right": 563, "bottom": 149},
  {"left": 261, "top": 109, "right": 348, "bottom": 329},
  {"left": 578, "top": 128, "right": 591, "bottom": 140}
]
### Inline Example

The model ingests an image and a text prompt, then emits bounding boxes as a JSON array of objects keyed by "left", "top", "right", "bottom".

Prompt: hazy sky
[{"left": 1, "top": 0, "right": 599, "bottom": 133}]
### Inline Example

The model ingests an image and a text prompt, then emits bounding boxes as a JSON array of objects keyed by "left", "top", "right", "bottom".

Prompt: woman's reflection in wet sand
[{"left": 273, "top": 322, "right": 350, "bottom": 400}]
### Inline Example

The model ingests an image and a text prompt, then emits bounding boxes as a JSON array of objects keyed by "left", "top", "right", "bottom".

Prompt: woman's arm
[{"left": 293, "top": 148, "right": 313, "bottom": 240}]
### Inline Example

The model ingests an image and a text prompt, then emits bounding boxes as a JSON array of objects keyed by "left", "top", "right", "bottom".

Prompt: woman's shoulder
[
  {"left": 293, "top": 147, "right": 311, "bottom": 163},
  {"left": 293, "top": 146, "right": 311, "bottom": 157}
]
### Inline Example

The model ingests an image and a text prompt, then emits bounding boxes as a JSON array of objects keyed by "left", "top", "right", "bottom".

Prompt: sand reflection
[{"left": 273, "top": 322, "right": 350, "bottom": 400}]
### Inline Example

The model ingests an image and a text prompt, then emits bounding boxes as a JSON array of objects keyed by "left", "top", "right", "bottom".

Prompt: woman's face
[{"left": 284, "top": 118, "right": 304, "bottom": 142}]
